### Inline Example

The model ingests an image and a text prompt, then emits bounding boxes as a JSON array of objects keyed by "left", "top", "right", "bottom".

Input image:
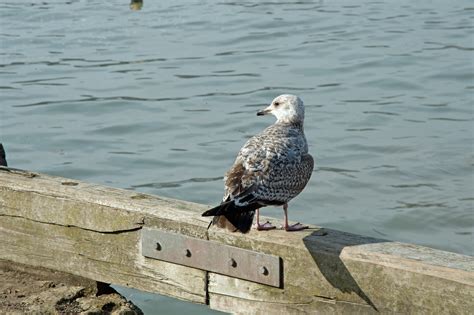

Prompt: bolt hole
[
  {"left": 229, "top": 258, "right": 237, "bottom": 268},
  {"left": 184, "top": 249, "right": 192, "bottom": 257},
  {"left": 260, "top": 266, "right": 269, "bottom": 276},
  {"left": 156, "top": 242, "right": 162, "bottom": 251}
]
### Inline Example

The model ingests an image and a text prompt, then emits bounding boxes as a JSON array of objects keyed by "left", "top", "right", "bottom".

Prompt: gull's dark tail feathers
[{"left": 202, "top": 200, "right": 260, "bottom": 234}]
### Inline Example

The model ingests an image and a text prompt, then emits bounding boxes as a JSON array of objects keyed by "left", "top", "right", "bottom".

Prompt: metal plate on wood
[{"left": 141, "top": 228, "right": 281, "bottom": 287}]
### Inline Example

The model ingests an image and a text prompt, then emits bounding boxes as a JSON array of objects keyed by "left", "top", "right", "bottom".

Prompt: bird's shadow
[{"left": 303, "top": 228, "right": 385, "bottom": 312}]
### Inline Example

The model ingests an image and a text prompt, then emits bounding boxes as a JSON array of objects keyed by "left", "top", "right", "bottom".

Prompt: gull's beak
[{"left": 257, "top": 105, "right": 272, "bottom": 116}]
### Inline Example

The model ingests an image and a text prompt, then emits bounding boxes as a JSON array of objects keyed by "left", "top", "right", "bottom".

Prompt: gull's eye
[{"left": 274, "top": 102, "right": 280, "bottom": 106}]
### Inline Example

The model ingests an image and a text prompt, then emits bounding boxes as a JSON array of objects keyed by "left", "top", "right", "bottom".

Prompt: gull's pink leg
[
  {"left": 283, "top": 203, "right": 308, "bottom": 232},
  {"left": 255, "top": 208, "right": 275, "bottom": 231}
]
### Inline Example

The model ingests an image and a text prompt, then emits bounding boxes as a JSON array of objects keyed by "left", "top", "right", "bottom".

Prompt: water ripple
[
  {"left": 175, "top": 73, "right": 260, "bottom": 79},
  {"left": 363, "top": 111, "right": 399, "bottom": 116},
  {"left": 346, "top": 128, "right": 378, "bottom": 132},
  {"left": 13, "top": 76, "right": 74, "bottom": 85},
  {"left": 0, "top": 60, "right": 68, "bottom": 68},
  {"left": 343, "top": 99, "right": 378, "bottom": 103},
  {"left": 391, "top": 201, "right": 450, "bottom": 210},
  {"left": 131, "top": 176, "right": 223, "bottom": 189},
  {"left": 71, "top": 58, "right": 168, "bottom": 68},
  {"left": 195, "top": 86, "right": 315, "bottom": 97},
  {"left": 424, "top": 41, "right": 474, "bottom": 51},
  {"left": 317, "top": 166, "right": 359, "bottom": 178},
  {"left": 106, "top": 151, "right": 137, "bottom": 156},
  {"left": 390, "top": 183, "right": 441, "bottom": 190},
  {"left": 429, "top": 117, "right": 472, "bottom": 122},
  {"left": 13, "top": 95, "right": 189, "bottom": 108}
]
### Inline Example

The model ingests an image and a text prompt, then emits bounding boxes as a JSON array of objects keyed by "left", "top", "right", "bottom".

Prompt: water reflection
[{"left": 130, "top": 0, "right": 143, "bottom": 11}]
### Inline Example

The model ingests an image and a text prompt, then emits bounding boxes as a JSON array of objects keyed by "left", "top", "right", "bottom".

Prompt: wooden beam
[
  {"left": 0, "top": 167, "right": 209, "bottom": 304},
  {"left": 0, "top": 167, "right": 473, "bottom": 314}
]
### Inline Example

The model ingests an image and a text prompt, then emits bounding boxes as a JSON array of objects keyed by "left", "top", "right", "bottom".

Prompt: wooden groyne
[{"left": 0, "top": 167, "right": 473, "bottom": 314}]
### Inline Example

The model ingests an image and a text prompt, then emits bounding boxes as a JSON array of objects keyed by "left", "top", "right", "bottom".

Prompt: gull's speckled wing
[{"left": 223, "top": 122, "right": 314, "bottom": 207}]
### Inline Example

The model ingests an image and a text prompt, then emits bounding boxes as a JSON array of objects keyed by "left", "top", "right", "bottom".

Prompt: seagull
[{"left": 202, "top": 94, "right": 314, "bottom": 233}]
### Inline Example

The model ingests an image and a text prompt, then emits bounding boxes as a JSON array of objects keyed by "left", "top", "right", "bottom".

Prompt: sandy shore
[{"left": 0, "top": 259, "right": 142, "bottom": 314}]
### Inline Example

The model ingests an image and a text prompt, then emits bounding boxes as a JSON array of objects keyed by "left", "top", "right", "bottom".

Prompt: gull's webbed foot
[
  {"left": 255, "top": 221, "right": 276, "bottom": 231},
  {"left": 284, "top": 222, "right": 308, "bottom": 232}
]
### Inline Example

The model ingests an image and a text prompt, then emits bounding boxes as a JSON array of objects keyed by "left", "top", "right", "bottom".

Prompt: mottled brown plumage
[{"left": 202, "top": 94, "right": 314, "bottom": 232}]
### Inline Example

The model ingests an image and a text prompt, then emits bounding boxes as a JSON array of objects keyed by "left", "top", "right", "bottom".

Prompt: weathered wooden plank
[
  {"left": 0, "top": 215, "right": 207, "bottom": 304},
  {"left": 209, "top": 293, "right": 376, "bottom": 315},
  {"left": 1, "top": 167, "right": 473, "bottom": 314},
  {"left": 0, "top": 168, "right": 210, "bottom": 303},
  {"left": 0, "top": 168, "right": 210, "bottom": 233},
  {"left": 207, "top": 222, "right": 474, "bottom": 314}
]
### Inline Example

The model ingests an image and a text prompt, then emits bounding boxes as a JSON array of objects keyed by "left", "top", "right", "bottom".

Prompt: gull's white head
[{"left": 257, "top": 94, "right": 305, "bottom": 124}]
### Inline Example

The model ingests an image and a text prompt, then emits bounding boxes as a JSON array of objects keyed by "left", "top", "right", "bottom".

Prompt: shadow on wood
[{"left": 303, "top": 229, "right": 380, "bottom": 311}]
